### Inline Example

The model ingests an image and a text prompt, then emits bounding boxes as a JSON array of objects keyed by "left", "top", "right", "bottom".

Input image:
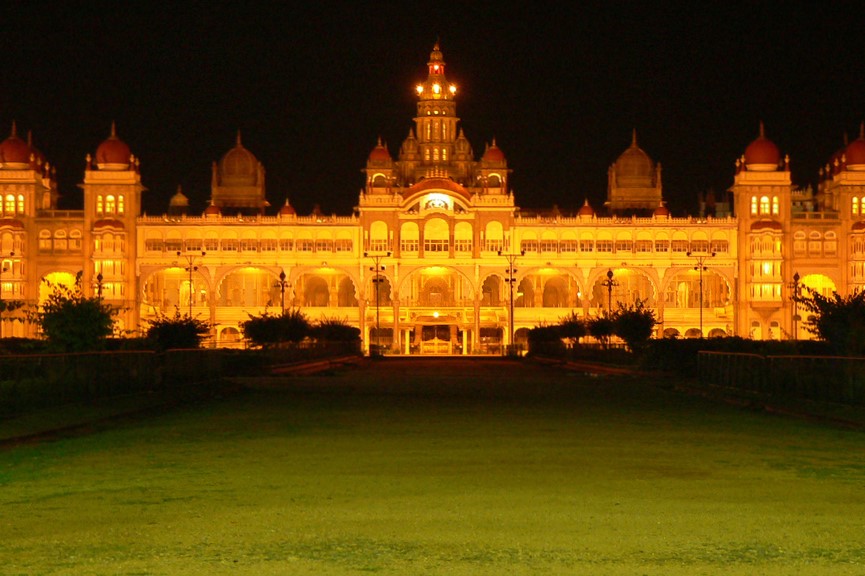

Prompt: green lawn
[{"left": 1, "top": 358, "right": 864, "bottom": 575}]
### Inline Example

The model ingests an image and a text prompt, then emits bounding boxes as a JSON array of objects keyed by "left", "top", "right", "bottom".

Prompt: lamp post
[
  {"left": 0, "top": 252, "right": 13, "bottom": 339},
  {"left": 601, "top": 268, "right": 619, "bottom": 311},
  {"left": 687, "top": 251, "right": 715, "bottom": 338},
  {"left": 790, "top": 271, "right": 801, "bottom": 340},
  {"left": 364, "top": 251, "right": 390, "bottom": 353},
  {"left": 178, "top": 251, "right": 205, "bottom": 317},
  {"left": 499, "top": 249, "right": 524, "bottom": 354},
  {"left": 275, "top": 270, "right": 290, "bottom": 314}
]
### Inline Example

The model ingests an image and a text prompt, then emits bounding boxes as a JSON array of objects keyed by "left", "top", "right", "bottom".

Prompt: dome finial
[
  {"left": 10, "top": 120, "right": 17, "bottom": 138},
  {"left": 859, "top": 121, "right": 864, "bottom": 140},
  {"left": 758, "top": 121, "right": 765, "bottom": 139},
  {"left": 631, "top": 128, "right": 638, "bottom": 147},
  {"left": 236, "top": 129, "right": 242, "bottom": 146},
  {"left": 110, "top": 121, "right": 117, "bottom": 139}
]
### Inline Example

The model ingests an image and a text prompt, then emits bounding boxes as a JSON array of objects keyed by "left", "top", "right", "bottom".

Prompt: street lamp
[
  {"left": 790, "top": 271, "right": 801, "bottom": 340},
  {"left": 687, "top": 250, "right": 715, "bottom": 338},
  {"left": 499, "top": 249, "right": 524, "bottom": 354},
  {"left": 601, "top": 268, "right": 619, "bottom": 311},
  {"left": 364, "top": 251, "right": 390, "bottom": 353},
  {"left": 275, "top": 270, "right": 290, "bottom": 314},
  {"left": 0, "top": 252, "right": 13, "bottom": 339},
  {"left": 177, "top": 251, "right": 205, "bottom": 317}
]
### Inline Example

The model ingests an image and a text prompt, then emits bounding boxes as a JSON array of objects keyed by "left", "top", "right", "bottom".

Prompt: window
[
  {"left": 710, "top": 240, "right": 728, "bottom": 253},
  {"left": 772, "top": 196, "right": 779, "bottom": 215},
  {"left": 615, "top": 240, "right": 633, "bottom": 253},
  {"left": 424, "top": 238, "right": 449, "bottom": 252},
  {"left": 335, "top": 239, "right": 353, "bottom": 252},
  {"left": 298, "top": 239, "right": 314, "bottom": 252},
  {"left": 165, "top": 239, "right": 182, "bottom": 253},
  {"left": 39, "top": 230, "right": 52, "bottom": 251},
  {"left": 241, "top": 239, "right": 259, "bottom": 252},
  {"left": 16, "top": 195, "right": 23, "bottom": 214},
  {"left": 454, "top": 239, "right": 472, "bottom": 252},
  {"left": 760, "top": 196, "right": 770, "bottom": 215},
  {"left": 260, "top": 239, "right": 277, "bottom": 252},
  {"left": 690, "top": 240, "right": 710, "bottom": 253},
  {"left": 205, "top": 237, "right": 220, "bottom": 252},
  {"left": 70, "top": 229, "right": 83, "bottom": 251},
  {"left": 96, "top": 195, "right": 103, "bottom": 215},
  {"left": 117, "top": 195, "right": 125, "bottom": 215},
  {"left": 580, "top": 240, "right": 594, "bottom": 252},
  {"left": 222, "top": 239, "right": 238, "bottom": 252},
  {"left": 368, "top": 239, "right": 389, "bottom": 252},
  {"left": 671, "top": 240, "right": 689, "bottom": 253},
  {"left": 4, "top": 195, "right": 15, "bottom": 214},
  {"left": 824, "top": 231, "right": 837, "bottom": 257},
  {"left": 635, "top": 240, "right": 653, "bottom": 253},
  {"left": 105, "top": 195, "right": 116, "bottom": 214},
  {"left": 539, "top": 240, "right": 557, "bottom": 253},
  {"left": 185, "top": 238, "right": 203, "bottom": 252},
  {"left": 520, "top": 239, "right": 538, "bottom": 253},
  {"left": 315, "top": 239, "right": 333, "bottom": 253},
  {"left": 655, "top": 240, "right": 669, "bottom": 252},
  {"left": 145, "top": 239, "right": 163, "bottom": 252},
  {"left": 854, "top": 197, "right": 859, "bottom": 216},
  {"left": 596, "top": 240, "right": 613, "bottom": 253},
  {"left": 751, "top": 196, "right": 758, "bottom": 215},
  {"left": 401, "top": 238, "right": 419, "bottom": 252},
  {"left": 484, "top": 239, "right": 502, "bottom": 252},
  {"left": 560, "top": 240, "right": 578, "bottom": 253},
  {"left": 279, "top": 239, "right": 294, "bottom": 252},
  {"left": 54, "top": 230, "right": 67, "bottom": 251}
]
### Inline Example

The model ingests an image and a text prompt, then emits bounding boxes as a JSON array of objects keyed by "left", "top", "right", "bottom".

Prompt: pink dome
[
  {"left": 743, "top": 123, "right": 780, "bottom": 169},
  {"left": 95, "top": 123, "right": 132, "bottom": 168},
  {"left": 0, "top": 123, "right": 31, "bottom": 166},
  {"left": 845, "top": 123, "right": 865, "bottom": 168},
  {"left": 368, "top": 138, "right": 391, "bottom": 162},
  {"left": 482, "top": 140, "right": 506, "bottom": 163},
  {"left": 577, "top": 199, "right": 595, "bottom": 217}
]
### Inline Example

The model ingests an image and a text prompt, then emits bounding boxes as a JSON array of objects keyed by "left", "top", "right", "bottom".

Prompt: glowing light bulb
[
  {"left": 416, "top": 84, "right": 423, "bottom": 94},
  {"left": 449, "top": 84, "right": 456, "bottom": 94},
  {"left": 433, "top": 83, "right": 441, "bottom": 94}
]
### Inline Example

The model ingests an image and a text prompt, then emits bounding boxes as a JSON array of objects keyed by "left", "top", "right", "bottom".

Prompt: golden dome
[
  {"left": 614, "top": 130, "right": 654, "bottom": 179},
  {"left": 219, "top": 131, "right": 259, "bottom": 186}
]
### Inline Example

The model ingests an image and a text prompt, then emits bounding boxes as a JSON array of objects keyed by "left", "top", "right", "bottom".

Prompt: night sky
[{"left": 3, "top": 3, "right": 864, "bottom": 217}]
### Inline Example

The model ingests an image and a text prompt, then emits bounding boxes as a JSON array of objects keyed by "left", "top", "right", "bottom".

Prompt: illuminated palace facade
[{"left": 2, "top": 43, "right": 864, "bottom": 352}]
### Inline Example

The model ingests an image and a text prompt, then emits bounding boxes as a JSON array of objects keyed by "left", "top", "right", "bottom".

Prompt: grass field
[{"left": 1, "top": 358, "right": 864, "bottom": 575}]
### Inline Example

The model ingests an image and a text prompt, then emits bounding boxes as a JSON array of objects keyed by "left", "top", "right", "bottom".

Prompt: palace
[{"left": 1, "top": 43, "right": 863, "bottom": 352}]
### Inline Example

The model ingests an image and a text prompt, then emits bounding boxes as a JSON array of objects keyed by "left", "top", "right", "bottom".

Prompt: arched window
[
  {"left": 96, "top": 195, "right": 104, "bottom": 214},
  {"left": 423, "top": 218, "right": 449, "bottom": 253},
  {"left": 105, "top": 195, "right": 116, "bottom": 214},
  {"left": 368, "top": 221, "right": 389, "bottom": 252},
  {"left": 772, "top": 196, "right": 779, "bottom": 215},
  {"left": 16, "top": 195, "right": 23, "bottom": 214},
  {"left": 760, "top": 196, "right": 770, "bottom": 215},
  {"left": 854, "top": 197, "right": 860, "bottom": 216},
  {"left": 485, "top": 221, "right": 503, "bottom": 252},
  {"left": 4, "top": 195, "right": 14, "bottom": 214},
  {"left": 751, "top": 196, "right": 758, "bottom": 215}
]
